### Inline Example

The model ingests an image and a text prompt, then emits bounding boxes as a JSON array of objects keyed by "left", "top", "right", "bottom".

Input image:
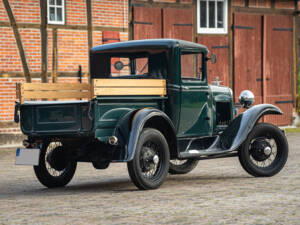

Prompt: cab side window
[{"left": 181, "top": 52, "right": 204, "bottom": 80}]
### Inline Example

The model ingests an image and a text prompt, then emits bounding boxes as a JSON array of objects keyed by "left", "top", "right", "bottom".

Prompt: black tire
[
  {"left": 169, "top": 159, "right": 199, "bottom": 174},
  {"left": 127, "top": 128, "right": 170, "bottom": 190},
  {"left": 238, "top": 123, "right": 288, "bottom": 177},
  {"left": 34, "top": 141, "right": 77, "bottom": 188}
]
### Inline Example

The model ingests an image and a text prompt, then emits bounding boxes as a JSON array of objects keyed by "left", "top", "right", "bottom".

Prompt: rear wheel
[
  {"left": 238, "top": 123, "right": 288, "bottom": 177},
  {"left": 34, "top": 141, "right": 77, "bottom": 188},
  {"left": 127, "top": 128, "right": 170, "bottom": 190},
  {"left": 169, "top": 159, "right": 199, "bottom": 174}
]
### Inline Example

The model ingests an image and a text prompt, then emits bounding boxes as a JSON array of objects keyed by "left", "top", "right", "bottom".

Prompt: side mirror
[
  {"left": 210, "top": 53, "right": 216, "bottom": 64},
  {"left": 206, "top": 53, "right": 216, "bottom": 64},
  {"left": 114, "top": 61, "right": 124, "bottom": 71}
]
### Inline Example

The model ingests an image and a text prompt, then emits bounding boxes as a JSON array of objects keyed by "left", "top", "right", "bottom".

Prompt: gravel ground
[{"left": 0, "top": 133, "right": 299, "bottom": 225}]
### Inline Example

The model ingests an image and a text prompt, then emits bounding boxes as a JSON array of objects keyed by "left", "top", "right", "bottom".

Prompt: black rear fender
[{"left": 123, "top": 108, "right": 177, "bottom": 162}]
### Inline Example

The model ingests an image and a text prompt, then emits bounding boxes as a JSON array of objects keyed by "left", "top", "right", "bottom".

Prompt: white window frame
[
  {"left": 197, "top": 0, "right": 228, "bottom": 34},
  {"left": 47, "top": 0, "right": 65, "bottom": 25}
]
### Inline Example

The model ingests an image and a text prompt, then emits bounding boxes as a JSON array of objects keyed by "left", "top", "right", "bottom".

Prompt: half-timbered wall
[{"left": 0, "top": 0, "right": 128, "bottom": 122}]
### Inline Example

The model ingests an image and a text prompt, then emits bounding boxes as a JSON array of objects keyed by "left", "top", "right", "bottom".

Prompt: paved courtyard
[{"left": 0, "top": 133, "right": 299, "bottom": 225}]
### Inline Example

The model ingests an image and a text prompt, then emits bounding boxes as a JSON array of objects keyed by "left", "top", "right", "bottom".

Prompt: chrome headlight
[{"left": 239, "top": 90, "right": 255, "bottom": 108}]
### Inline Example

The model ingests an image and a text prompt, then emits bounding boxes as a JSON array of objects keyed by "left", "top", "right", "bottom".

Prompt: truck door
[{"left": 177, "top": 51, "right": 212, "bottom": 137}]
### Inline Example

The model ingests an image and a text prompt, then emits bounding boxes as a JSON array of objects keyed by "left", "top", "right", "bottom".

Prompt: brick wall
[{"left": 0, "top": 0, "right": 128, "bottom": 122}]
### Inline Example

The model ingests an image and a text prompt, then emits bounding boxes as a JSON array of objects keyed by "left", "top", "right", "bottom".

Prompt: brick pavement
[{"left": 0, "top": 133, "right": 299, "bottom": 225}]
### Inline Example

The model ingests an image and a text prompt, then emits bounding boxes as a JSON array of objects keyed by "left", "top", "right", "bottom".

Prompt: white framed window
[
  {"left": 197, "top": 0, "right": 228, "bottom": 34},
  {"left": 47, "top": 0, "right": 65, "bottom": 25}
]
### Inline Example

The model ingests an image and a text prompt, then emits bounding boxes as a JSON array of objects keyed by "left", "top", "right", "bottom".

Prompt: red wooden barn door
[
  {"left": 132, "top": 7, "right": 162, "bottom": 72},
  {"left": 162, "top": 8, "right": 193, "bottom": 41},
  {"left": 233, "top": 13, "right": 263, "bottom": 106},
  {"left": 263, "top": 15, "right": 293, "bottom": 125},
  {"left": 132, "top": 7, "right": 162, "bottom": 40},
  {"left": 163, "top": 8, "right": 193, "bottom": 76}
]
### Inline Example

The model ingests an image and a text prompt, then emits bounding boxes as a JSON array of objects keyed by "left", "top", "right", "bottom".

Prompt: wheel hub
[
  {"left": 141, "top": 147, "right": 159, "bottom": 172},
  {"left": 46, "top": 146, "right": 67, "bottom": 171},
  {"left": 250, "top": 138, "right": 272, "bottom": 162}
]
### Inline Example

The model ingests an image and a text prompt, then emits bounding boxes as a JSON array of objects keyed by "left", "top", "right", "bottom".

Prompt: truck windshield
[{"left": 91, "top": 51, "right": 168, "bottom": 79}]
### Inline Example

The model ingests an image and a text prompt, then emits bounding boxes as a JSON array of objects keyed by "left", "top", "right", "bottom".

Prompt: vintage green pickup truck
[{"left": 14, "top": 39, "right": 288, "bottom": 190}]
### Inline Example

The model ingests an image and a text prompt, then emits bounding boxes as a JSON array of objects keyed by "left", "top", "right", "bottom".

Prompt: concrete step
[{"left": 0, "top": 133, "right": 25, "bottom": 147}]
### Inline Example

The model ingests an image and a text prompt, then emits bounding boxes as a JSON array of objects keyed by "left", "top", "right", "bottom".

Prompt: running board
[
  {"left": 179, "top": 148, "right": 236, "bottom": 159},
  {"left": 178, "top": 136, "right": 237, "bottom": 159}
]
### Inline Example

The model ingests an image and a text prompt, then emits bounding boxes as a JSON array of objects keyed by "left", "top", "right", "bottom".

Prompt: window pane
[
  {"left": 217, "top": 2, "right": 224, "bottom": 28},
  {"left": 209, "top": 1, "right": 215, "bottom": 28},
  {"left": 49, "top": 7, "right": 55, "bottom": 21},
  {"left": 200, "top": 1, "right": 207, "bottom": 28},
  {"left": 56, "top": 0, "right": 62, "bottom": 6},
  {"left": 181, "top": 53, "right": 203, "bottom": 79},
  {"left": 57, "top": 8, "right": 62, "bottom": 21},
  {"left": 49, "top": 0, "right": 55, "bottom": 5}
]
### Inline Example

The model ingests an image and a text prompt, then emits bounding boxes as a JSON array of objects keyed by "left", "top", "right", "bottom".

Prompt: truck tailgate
[{"left": 20, "top": 100, "right": 93, "bottom": 136}]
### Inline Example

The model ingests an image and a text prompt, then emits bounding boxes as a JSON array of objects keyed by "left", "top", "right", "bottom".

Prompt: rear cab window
[{"left": 91, "top": 51, "right": 168, "bottom": 79}]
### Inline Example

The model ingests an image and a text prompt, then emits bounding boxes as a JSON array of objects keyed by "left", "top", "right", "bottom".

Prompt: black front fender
[
  {"left": 220, "top": 104, "right": 282, "bottom": 151},
  {"left": 125, "top": 108, "right": 177, "bottom": 162}
]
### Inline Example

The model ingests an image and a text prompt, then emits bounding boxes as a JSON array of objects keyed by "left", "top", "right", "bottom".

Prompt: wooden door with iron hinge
[{"left": 233, "top": 13, "right": 293, "bottom": 125}]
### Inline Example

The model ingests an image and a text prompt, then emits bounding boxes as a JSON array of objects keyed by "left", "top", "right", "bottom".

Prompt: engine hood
[{"left": 209, "top": 84, "right": 233, "bottom": 102}]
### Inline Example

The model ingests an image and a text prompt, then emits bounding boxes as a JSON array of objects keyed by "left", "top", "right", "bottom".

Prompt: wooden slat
[
  {"left": 23, "top": 91, "right": 91, "bottom": 99},
  {"left": 22, "top": 83, "right": 90, "bottom": 91},
  {"left": 17, "top": 83, "right": 92, "bottom": 103},
  {"left": 93, "top": 79, "right": 166, "bottom": 96},
  {"left": 94, "top": 87, "right": 166, "bottom": 96},
  {"left": 93, "top": 79, "right": 166, "bottom": 87}
]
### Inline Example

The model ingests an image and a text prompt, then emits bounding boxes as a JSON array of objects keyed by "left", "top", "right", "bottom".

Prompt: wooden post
[
  {"left": 262, "top": 16, "right": 267, "bottom": 105},
  {"left": 228, "top": 0, "right": 233, "bottom": 90},
  {"left": 40, "top": 0, "right": 48, "bottom": 83},
  {"left": 86, "top": 0, "right": 93, "bottom": 84},
  {"left": 52, "top": 28, "right": 58, "bottom": 83},
  {"left": 2, "top": 0, "right": 31, "bottom": 83}
]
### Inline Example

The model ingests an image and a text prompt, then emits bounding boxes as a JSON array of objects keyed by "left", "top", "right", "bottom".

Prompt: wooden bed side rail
[
  {"left": 92, "top": 79, "right": 167, "bottom": 96},
  {"left": 16, "top": 83, "right": 92, "bottom": 103}
]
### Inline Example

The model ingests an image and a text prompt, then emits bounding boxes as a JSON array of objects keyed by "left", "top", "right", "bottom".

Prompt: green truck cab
[{"left": 15, "top": 39, "right": 288, "bottom": 190}]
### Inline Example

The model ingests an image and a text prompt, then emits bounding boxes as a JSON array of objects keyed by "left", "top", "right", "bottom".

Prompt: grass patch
[{"left": 283, "top": 127, "right": 300, "bottom": 133}]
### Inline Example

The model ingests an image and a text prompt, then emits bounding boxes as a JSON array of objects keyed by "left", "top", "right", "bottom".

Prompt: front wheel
[
  {"left": 238, "top": 123, "right": 288, "bottom": 177},
  {"left": 127, "top": 128, "right": 170, "bottom": 190},
  {"left": 34, "top": 141, "right": 77, "bottom": 188}
]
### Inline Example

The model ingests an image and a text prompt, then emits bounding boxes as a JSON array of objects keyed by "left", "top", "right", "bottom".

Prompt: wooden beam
[
  {"left": 293, "top": 16, "right": 297, "bottom": 108},
  {"left": 86, "top": 0, "right": 93, "bottom": 84},
  {"left": 40, "top": 0, "right": 48, "bottom": 83},
  {"left": 2, "top": 0, "right": 31, "bottom": 83},
  {"left": 52, "top": 28, "right": 58, "bottom": 83},
  {"left": 262, "top": 16, "right": 267, "bottom": 105},
  {"left": 131, "top": 1, "right": 193, "bottom": 9},
  {"left": 93, "top": 79, "right": 167, "bottom": 96},
  {"left": 228, "top": 0, "right": 233, "bottom": 90},
  {"left": 233, "top": 6, "right": 296, "bottom": 15},
  {"left": 0, "top": 21, "right": 128, "bottom": 32}
]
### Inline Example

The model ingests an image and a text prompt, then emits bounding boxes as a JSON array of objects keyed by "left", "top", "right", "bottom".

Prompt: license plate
[{"left": 15, "top": 148, "right": 40, "bottom": 166}]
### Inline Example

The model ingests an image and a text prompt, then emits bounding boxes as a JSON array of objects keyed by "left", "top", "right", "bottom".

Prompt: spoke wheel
[
  {"left": 34, "top": 140, "right": 77, "bottom": 188},
  {"left": 169, "top": 159, "right": 199, "bottom": 174},
  {"left": 239, "top": 123, "right": 288, "bottom": 177},
  {"left": 127, "top": 128, "right": 170, "bottom": 190}
]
